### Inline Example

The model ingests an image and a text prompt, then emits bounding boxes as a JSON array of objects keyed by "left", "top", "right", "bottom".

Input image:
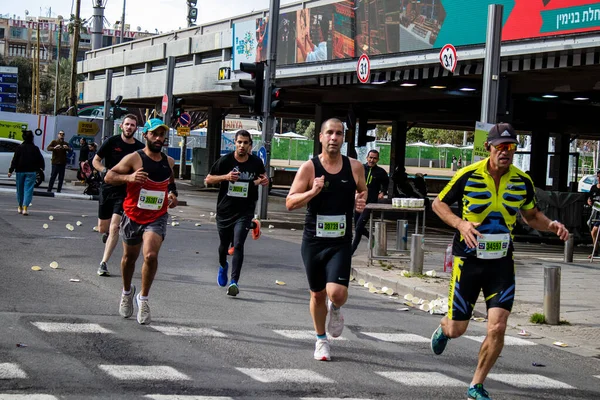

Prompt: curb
[{"left": 0, "top": 187, "right": 99, "bottom": 201}]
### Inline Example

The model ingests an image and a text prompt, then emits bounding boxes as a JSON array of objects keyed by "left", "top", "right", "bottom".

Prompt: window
[
  {"left": 0, "top": 140, "right": 19, "bottom": 153},
  {"left": 0, "top": 28, "right": 5, "bottom": 39}
]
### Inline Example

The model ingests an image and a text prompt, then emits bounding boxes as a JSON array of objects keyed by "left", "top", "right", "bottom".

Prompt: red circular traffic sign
[
  {"left": 356, "top": 54, "right": 370, "bottom": 84},
  {"left": 439, "top": 44, "right": 458, "bottom": 73},
  {"left": 161, "top": 94, "right": 169, "bottom": 114}
]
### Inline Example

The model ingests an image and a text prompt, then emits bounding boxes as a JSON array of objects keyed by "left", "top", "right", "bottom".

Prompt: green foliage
[
  {"left": 530, "top": 313, "right": 546, "bottom": 324},
  {"left": 295, "top": 119, "right": 315, "bottom": 139},
  {"left": 407, "top": 127, "right": 472, "bottom": 145}
]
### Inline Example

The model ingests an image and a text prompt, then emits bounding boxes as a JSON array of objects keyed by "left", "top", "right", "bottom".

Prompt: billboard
[{"left": 0, "top": 67, "right": 18, "bottom": 113}]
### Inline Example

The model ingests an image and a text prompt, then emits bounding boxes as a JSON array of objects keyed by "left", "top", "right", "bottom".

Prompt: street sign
[
  {"left": 179, "top": 112, "right": 191, "bottom": 126},
  {"left": 161, "top": 94, "right": 169, "bottom": 115},
  {"left": 356, "top": 54, "right": 370, "bottom": 84},
  {"left": 176, "top": 126, "right": 190, "bottom": 136},
  {"left": 258, "top": 146, "right": 267, "bottom": 166},
  {"left": 439, "top": 44, "right": 458, "bottom": 73}
]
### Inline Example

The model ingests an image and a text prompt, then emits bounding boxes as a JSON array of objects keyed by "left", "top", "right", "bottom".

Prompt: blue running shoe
[
  {"left": 467, "top": 384, "right": 491, "bottom": 400},
  {"left": 431, "top": 324, "right": 449, "bottom": 355},
  {"left": 227, "top": 281, "right": 239, "bottom": 296},
  {"left": 217, "top": 262, "right": 229, "bottom": 287}
]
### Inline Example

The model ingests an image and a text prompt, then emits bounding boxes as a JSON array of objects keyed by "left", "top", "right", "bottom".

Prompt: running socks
[{"left": 316, "top": 333, "right": 327, "bottom": 340}]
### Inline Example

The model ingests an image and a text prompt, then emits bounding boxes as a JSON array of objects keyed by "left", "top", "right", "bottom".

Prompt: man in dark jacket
[
  {"left": 46, "top": 130, "right": 72, "bottom": 193},
  {"left": 8, "top": 130, "right": 45, "bottom": 215},
  {"left": 352, "top": 149, "right": 389, "bottom": 254},
  {"left": 78, "top": 137, "right": 89, "bottom": 181}
]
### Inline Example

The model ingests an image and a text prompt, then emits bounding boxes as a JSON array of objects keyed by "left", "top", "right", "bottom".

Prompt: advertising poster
[
  {"left": 473, "top": 122, "right": 493, "bottom": 163},
  {"left": 332, "top": 1, "right": 356, "bottom": 60},
  {"left": 296, "top": 9, "right": 311, "bottom": 63},
  {"left": 232, "top": 19, "right": 259, "bottom": 70},
  {"left": 255, "top": 17, "right": 269, "bottom": 63},
  {"left": 277, "top": 12, "right": 297, "bottom": 65}
]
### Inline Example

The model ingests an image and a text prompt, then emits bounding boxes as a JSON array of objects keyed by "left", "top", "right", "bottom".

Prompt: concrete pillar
[
  {"left": 552, "top": 134, "right": 570, "bottom": 192},
  {"left": 206, "top": 107, "right": 224, "bottom": 171},
  {"left": 389, "top": 121, "right": 407, "bottom": 197},
  {"left": 529, "top": 130, "right": 549, "bottom": 189}
]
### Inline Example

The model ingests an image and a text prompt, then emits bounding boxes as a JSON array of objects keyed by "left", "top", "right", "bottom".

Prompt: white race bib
[
  {"left": 227, "top": 181, "right": 249, "bottom": 197},
  {"left": 477, "top": 233, "right": 510, "bottom": 259},
  {"left": 316, "top": 214, "right": 346, "bottom": 238},
  {"left": 137, "top": 188, "right": 165, "bottom": 210}
]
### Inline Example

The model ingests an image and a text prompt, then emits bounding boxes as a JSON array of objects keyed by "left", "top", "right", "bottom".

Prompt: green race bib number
[
  {"left": 228, "top": 181, "right": 249, "bottom": 198},
  {"left": 477, "top": 233, "right": 510, "bottom": 259},
  {"left": 316, "top": 215, "right": 345, "bottom": 238},
  {"left": 137, "top": 188, "right": 165, "bottom": 210}
]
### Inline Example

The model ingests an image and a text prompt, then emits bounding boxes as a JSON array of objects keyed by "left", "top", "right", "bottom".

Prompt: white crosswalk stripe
[
  {"left": 465, "top": 335, "right": 536, "bottom": 346},
  {"left": 145, "top": 396, "right": 233, "bottom": 400},
  {"left": 0, "top": 395, "right": 58, "bottom": 400},
  {"left": 362, "top": 332, "right": 430, "bottom": 343},
  {"left": 376, "top": 371, "right": 465, "bottom": 387},
  {"left": 98, "top": 365, "right": 191, "bottom": 381},
  {"left": 236, "top": 368, "right": 334, "bottom": 383},
  {"left": 488, "top": 373, "right": 575, "bottom": 389},
  {"left": 150, "top": 325, "right": 227, "bottom": 337},
  {"left": 273, "top": 329, "right": 348, "bottom": 340},
  {"left": 301, "top": 398, "right": 373, "bottom": 400},
  {"left": 31, "top": 322, "right": 113, "bottom": 334},
  {"left": 0, "top": 363, "right": 27, "bottom": 379}
]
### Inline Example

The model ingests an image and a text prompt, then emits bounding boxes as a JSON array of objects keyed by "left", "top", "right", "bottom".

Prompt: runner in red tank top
[{"left": 104, "top": 119, "right": 178, "bottom": 325}]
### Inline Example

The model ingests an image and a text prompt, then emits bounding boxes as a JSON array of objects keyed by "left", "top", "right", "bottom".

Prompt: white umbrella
[
  {"left": 436, "top": 143, "right": 457, "bottom": 168},
  {"left": 275, "top": 132, "right": 307, "bottom": 140},
  {"left": 407, "top": 141, "right": 433, "bottom": 167}
]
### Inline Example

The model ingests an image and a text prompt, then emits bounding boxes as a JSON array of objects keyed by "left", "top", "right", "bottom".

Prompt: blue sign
[
  {"left": 0, "top": 104, "right": 16, "bottom": 112},
  {"left": 258, "top": 146, "right": 267, "bottom": 166},
  {"left": 0, "top": 74, "right": 18, "bottom": 84},
  {"left": 0, "top": 83, "right": 18, "bottom": 93},
  {"left": 0, "top": 93, "right": 18, "bottom": 104},
  {"left": 178, "top": 112, "right": 191, "bottom": 126}
]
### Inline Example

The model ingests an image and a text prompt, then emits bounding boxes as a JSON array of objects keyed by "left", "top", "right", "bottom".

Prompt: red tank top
[{"left": 123, "top": 150, "right": 171, "bottom": 224}]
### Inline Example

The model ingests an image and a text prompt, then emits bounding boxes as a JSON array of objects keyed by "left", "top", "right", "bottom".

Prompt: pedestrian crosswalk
[{"left": 0, "top": 320, "right": 589, "bottom": 398}]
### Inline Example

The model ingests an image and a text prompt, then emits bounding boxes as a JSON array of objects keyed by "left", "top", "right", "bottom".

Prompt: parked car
[
  {"left": 578, "top": 174, "right": 597, "bottom": 193},
  {"left": 0, "top": 138, "right": 52, "bottom": 187}
]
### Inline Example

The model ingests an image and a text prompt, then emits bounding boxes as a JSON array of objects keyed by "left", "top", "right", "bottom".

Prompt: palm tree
[{"left": 47, "top": 58, "right": 76, "bottom": 113}]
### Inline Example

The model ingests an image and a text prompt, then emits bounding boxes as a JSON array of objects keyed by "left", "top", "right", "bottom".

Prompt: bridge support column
[
  {"left": 530, "top": 130, "right": 549, "bottom": 189},
  {"left": 552, "top": 134, "right": 570, "bottom": 192},
  {"left": 206, "top": 107, "right": 224, "bottom": 173},
  {"left": 389, "top": 121, "right": 407, "bottom": 197}
]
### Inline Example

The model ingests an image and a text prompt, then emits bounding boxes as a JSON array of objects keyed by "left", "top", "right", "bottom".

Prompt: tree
[{"left": 296, "top": 119, "right": 315, "bottom": 139}]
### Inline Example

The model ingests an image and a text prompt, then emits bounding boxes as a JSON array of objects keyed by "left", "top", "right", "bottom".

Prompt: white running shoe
[
  {"left": 314, "top": 338, "right": 331, "bottom": 361},
  {"left": 327, "top": 299, "right": 344, "bottom": 338},
  {"left": 119, "top": 285, "right": 136, "bottom": 318},
  {"left": 136, "top": 294, "right": 151, "bottom": 325}
]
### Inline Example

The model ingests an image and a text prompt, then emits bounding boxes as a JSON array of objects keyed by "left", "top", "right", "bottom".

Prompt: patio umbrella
[
  {"left": 436, "top": 143, "right": 457, "bottom": 168},
  {"left": 407, "top": 141, "right": 433, "bottom": 167},
  {"left": 274, "top": 132, "right": 307, "bottom": 164}
]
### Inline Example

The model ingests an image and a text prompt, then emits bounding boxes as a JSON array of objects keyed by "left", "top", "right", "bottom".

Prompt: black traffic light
[
  {"left": 269, "top": 87, "right": 284, "bottom": 113},
  {"left": 186, "top": 0, "right": 197, "bottom": 25},
  {"left": 238, "top": 62, "right": 264, "bottom": 115},
  {"left": 172, "top": 97, "right": 185, "bottom": 119},
  {"left": 357, "top": 121, "right": 376, "bottom": 146},
  {"left": 110, "top": 95, "right": 124, "bottom": 120}
]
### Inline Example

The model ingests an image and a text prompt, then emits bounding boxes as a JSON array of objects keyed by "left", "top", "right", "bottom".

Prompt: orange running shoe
[
  {"left": 228, "top": 246, "right": 235, "bottom": 256},
  {"left": 252, "top": 218, "right": 261, "bottom": 240}
]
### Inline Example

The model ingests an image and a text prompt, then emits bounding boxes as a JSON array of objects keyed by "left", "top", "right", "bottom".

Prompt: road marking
[
  {"left": 465, "top": 336, "right": 536, "bottom": 346},
  {"left": 362, "top": 332, "right": 430, "bottom": 343},
  {"left": 302, "top": 398, "right": 373, "bottom": 400},
  {"left": 273, "top": 330, "right": 348, "bottom": 341},
  {"left": 236, "top": 368, "right": 334, "bottom": 383},
  {"left": 376, "top": 371, "right": 465, "bottom": 387},
  {"left": 31, "top": 322, "right": 113, "bottom": 334},
  {"left": 0, "top": 396, "right": 58, "bottom": 400},
  {"left": 0, "top": 363, "right": 27, "bottom": 379},
  {"left": 487, "top": 374, "right": 574, "bottom": 389},
  {"left": 150, "top": 325, "right": 227, "bottom": 338},
  {"left": 146, "top": 396, "right": 232, "bottom": 400},
  {"left": 98, "top": 365, "right": 191, "bottom": 381}
]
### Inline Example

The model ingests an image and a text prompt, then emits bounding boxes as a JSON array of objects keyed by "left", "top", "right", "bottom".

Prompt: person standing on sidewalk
[
  {"left": 104, "top": 118, "right": 178, "bottom": 325},
  {"left": 205, "top": 129, "right": 268, "bottom": 296},
  {"left": 352, "top": 149, "right": 388, "bottom": 254},
  {"left": 8, "top": 130, "right": 45, "bottom": 216},
  {"left": 430, "top": 122, "right": 569, "bottom": 400},
  {"left": 92, "top": 114, "right": 145, "bottom": 276},
  {"left": 46, "top": 130, "right": 71, "bottom": 193},
  {"left": 286, "top": 118, "right": 367, "bottom": 361},
  {"left": 78, "top": 137, "right": 89, "bottom": 181}
]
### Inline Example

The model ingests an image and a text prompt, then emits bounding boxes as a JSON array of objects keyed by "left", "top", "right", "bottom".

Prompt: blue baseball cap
[{"left": 142, "top": 118, "right": 169, "bottom": 133}]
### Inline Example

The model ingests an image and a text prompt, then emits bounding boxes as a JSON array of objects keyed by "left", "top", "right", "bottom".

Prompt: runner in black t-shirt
[
  {"left": 92, "top": 114, "right": 145, "bottom": 276},
  {"left": 206, "top": 130, "right": 269, "bottom": 296}
]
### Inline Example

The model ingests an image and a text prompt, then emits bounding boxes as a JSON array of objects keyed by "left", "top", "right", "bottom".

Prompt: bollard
[
  {"left": 410, "top": 234, "right": 424, "bottom": 275},
  {"left": 563, "top": 233, "right": 574, "bottom": 263},
  {"left": 396, "top": 219, "right": 408, "bottom": 251},
  {"left": 373, "top": 222, "right": 387, "bottom": 256},
  {"left": 543, "top": 265, "right": 561, "bottom": 325}
]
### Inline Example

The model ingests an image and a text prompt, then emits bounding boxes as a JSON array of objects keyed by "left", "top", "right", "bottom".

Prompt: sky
[{"left": 3, "top": 0, "right": 298, "bottom": 34}]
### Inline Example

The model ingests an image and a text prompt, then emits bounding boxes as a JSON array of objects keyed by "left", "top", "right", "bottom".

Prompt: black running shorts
[{"left": 301, "top": 239, "right": 352, "bottom": 292}]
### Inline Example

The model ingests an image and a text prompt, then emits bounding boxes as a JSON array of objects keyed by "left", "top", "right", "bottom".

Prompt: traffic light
[
  {"left": 172, "top": 97, "right": 185, "bottom": 119},
  {"left": 110, "top": 95, "right": 123, "bottom": 120},
  {"left": 357, "top": 121, "right": 376, "bottom": 146},
  {"left": 238, "top": 62, "right": 264, "bottom": 115},
  {"left": 186, "top": 0, "right": 197, "bottom": 26},
  {"left": 269, "top": 87, "right": 284, "bottom": 113}
]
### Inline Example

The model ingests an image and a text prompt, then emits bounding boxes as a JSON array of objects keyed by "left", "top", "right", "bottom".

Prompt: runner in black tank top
[{"left": 286, "top": 118, "right": 367, "bottom": 361}]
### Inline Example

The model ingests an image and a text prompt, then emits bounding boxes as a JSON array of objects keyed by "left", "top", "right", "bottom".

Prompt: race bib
[
  {"left": 316, "top": 214, "right": 346, "bottom": 238},
  {"left": 137, "top": 188, "right": 165, "bottom": 210},
  {"left": 228, "top": 181, "right": 249, "bottom": 198},
  {"left": 477, "top": 233, "right": 510, "bottom": 259}
]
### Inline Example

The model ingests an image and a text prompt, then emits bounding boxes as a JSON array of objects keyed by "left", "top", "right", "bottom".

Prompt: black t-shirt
[
  {"left": 209, "top": 152, "right": 266, "bottom": 222},
  {"left": 97, "top": 135, "right": 145, "bottom": 196},
  {"left": 364, "top": 164, "right": 389, "bottom": 204},
  {"left": 589, "top": 184, "right": 600, "bottom": 203}
]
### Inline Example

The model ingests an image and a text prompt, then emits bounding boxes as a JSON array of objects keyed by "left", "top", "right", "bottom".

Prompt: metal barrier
[
  {"left": 396, "top": 219, "right": 408, "bottom": 251},
  {"left": 564, "top": 233, "right": 574, "bottom": 263},
  {"left": 374, "top": 222, "right": 387, "bottom": 257},
  {"left": 410, "top": 234, "right": 424, "bottom": 274},
  {"left": 543, "top": 265, "right": 561, "bottom": 325}
]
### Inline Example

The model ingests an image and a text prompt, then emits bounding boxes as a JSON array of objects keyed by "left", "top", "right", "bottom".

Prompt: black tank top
[{"left": 303, "top": 155, "right": 356, "bottom": 242}]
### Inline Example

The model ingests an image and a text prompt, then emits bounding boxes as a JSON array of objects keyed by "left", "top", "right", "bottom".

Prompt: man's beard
[
  {"left": 147, "top": 141, "right": 163, "bottom": 153},
  {"left": 123, "top": 130, "right": 135, "bottom": 138}
]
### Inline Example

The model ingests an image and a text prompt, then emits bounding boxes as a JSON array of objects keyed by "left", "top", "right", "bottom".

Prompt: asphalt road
[{"left": 1, "top": 192, "right": 599, "bottom": 399}]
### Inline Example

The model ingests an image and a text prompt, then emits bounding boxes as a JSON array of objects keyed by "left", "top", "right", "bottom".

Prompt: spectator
[
  {"left": 46, "top": 130, "right": 72, "bottom": 193},
  {"left": 8, "top": 130, "right": 45, "bottom": 216}
]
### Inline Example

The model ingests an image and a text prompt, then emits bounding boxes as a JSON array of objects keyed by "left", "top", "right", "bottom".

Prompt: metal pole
[
  {"left": 564, "top": 233, "right": 574, "bottom": 263},
  {"left": 162, "top": 56, "right": 175, "bottom": 154},
  {"left": 257, "top": 0, "right": 281, "bottom": 219},
  {"left": 30, "top": 29, "right": 36, "bottom": 114},
  {"left": 69, "top": 0, "right": 82, "bottom": 116},
  {"left": 480, "top": 4, "right": 503, "bottom": 124},
  {"left": 410, "top": 234, "right": 424, "bottom": 274},
  {"left": 179, "top": 135, "right": 187, "bottom": 179},
  {"left": 91, "top": 0, "right": 104, "bottom": 50},
  {"left": 53, "top": 20, "right": 63, "bottom": 115},
  {"left": 396, "top": 219, "right": 408, "bottom": 251},
  {"left": 119, "top": 0, "right": 126, "bottom": 45},
  {"left": 36, "top": 22, "right": 41, "bottom": 115},
  {"left": 102, "top": 69, "right": 113, "bottom": 139},
  {"left": 543, "top": 265, "right": 561, "bottom": 325},
  {"left": 374, "top": 222, "right": 387, "bottom": 256}
]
